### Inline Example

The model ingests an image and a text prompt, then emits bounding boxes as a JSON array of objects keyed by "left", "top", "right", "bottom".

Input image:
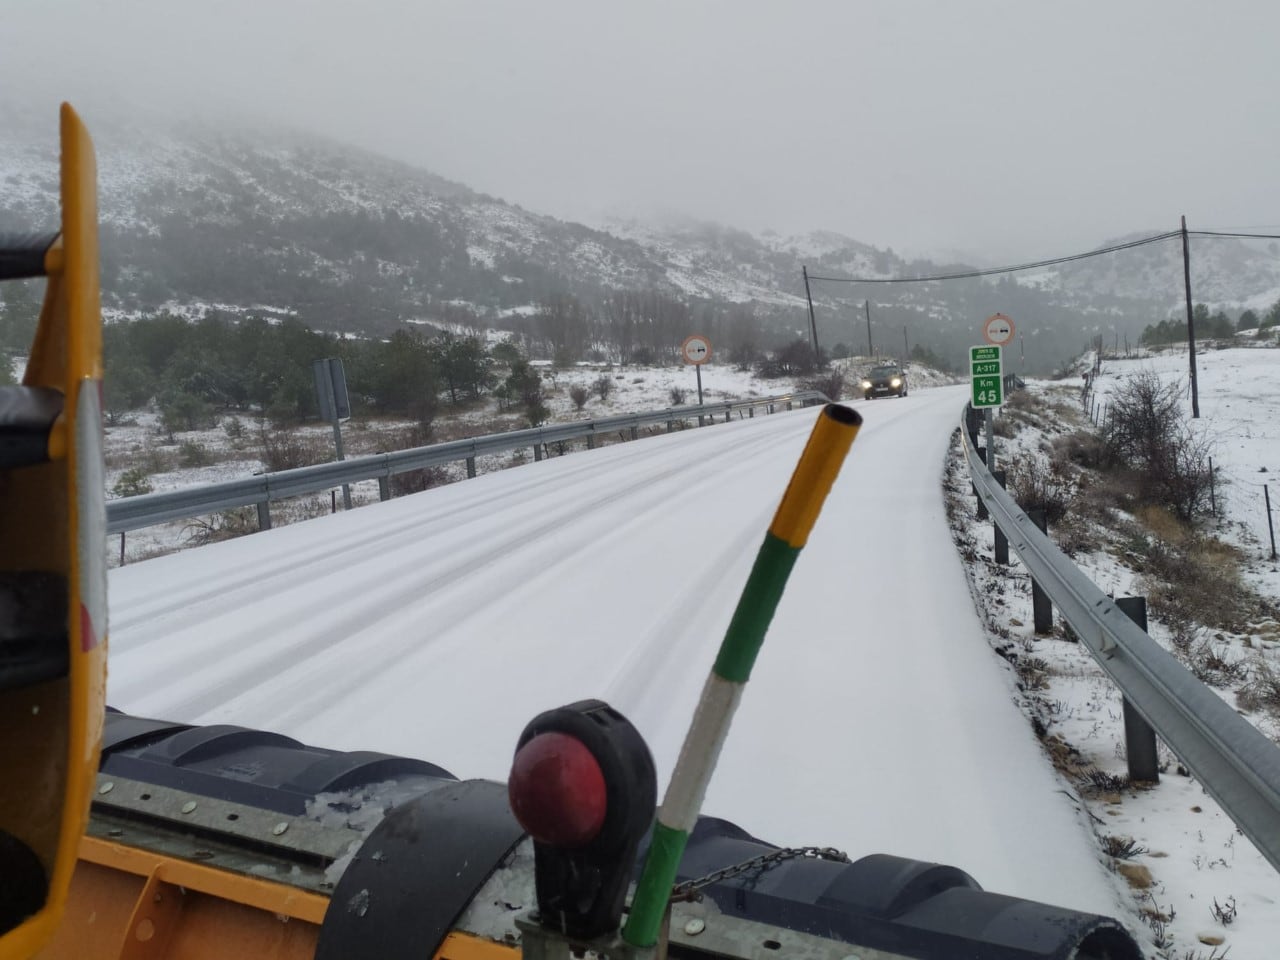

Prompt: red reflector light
[{"left": 509, "top": 731, "right": 608, "bottom": 847}]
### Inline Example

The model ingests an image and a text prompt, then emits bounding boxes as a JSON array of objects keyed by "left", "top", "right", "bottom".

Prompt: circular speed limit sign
[
  {"left": 681, "top": 335, "right": 711, "bottom": 365},
  {"left": 983, "top": 313, "right": 1015, "bottom": 346}
]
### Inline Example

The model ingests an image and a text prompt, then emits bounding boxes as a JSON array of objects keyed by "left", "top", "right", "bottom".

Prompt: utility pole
[
  {"left": 902, "top": 326, "right": 908, "bottom": 363},
  {"left": 801, "top": 266, "right": 821, "bottom": 363},
  {"left": 864, "top": 300, "right": 873, "bottom": 357},
  {"left": 1181, "top": 215, "right": 1200, "bottom": 418}
]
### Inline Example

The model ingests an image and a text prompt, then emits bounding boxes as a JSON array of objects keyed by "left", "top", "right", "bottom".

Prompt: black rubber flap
[
  {"left": 316, "top": 779, "right": 525, "bottom": 960},
  {"left": 0, "top": 233, "right": 57, "bottom": 280}
]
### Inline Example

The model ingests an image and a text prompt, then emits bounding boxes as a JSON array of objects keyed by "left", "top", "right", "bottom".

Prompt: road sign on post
[
  {"left": 970, "top": 345, "right": 1003, "bottom": 408},
  {"left": 681, "top": 335, "right": 711, "bottom": 414},
  {"left": 681, "top": 335, "right": 710, "bottom": 365},
  {"left": 983, "top": 313, "right": 1015, "bottom": 347}
]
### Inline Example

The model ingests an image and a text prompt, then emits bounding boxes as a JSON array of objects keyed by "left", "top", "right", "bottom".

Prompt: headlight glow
[
  {"left": 860, "top": 380, "right": 872, "bottom": 389},
  {"left": 890, "top": 377, "right": 902, "bottom": 387}
]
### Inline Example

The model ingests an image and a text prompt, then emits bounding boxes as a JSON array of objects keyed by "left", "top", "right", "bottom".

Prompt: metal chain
[{"left": 670, "top": 846, "right": 851, "bottom": 903}]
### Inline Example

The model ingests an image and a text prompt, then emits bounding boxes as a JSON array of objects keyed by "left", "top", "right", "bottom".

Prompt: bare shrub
[
  {"left": 569, "top": 385, "right": 589, "bottom": 411},
  {"left": 183, "top": 509, "right": 257, "bottom": 546},
  {"left": 802, "top": 369, "right": 845, "bottom": 401},
  {"left": 1053, "top": 430, "right": 1108, "bottom": 469},
  {"left": 669, "top": 386, "right": 687, "bottom": 406},
  {"left": 1102, "top": 835, "right": 1148, "bottom": 860},
  {"left": 1078, "top": 769, "right": 1129, "bottom": 795},
  {"left": 1103, "top": 370, "right": 1213, "bottom": 519},
  {"left": 1211, "top": 896, "right": 1237, "bottom": 926},
  {"left": 1237, "top": 659, "right": 1280, "bottom": 715},
  {"left": 594, "top": 375, "right": 614, "bottom": 402},
  {"left": 1054, "top": 511, "right": 1101, "bottom": 557},
  {"left": 1006, "top": 455, "right": 1075, "bottom": 524},
  {"left": 258, "top": 426, "right": 322, "bottom": 472},
  {"left": 1016, "top": 655, "right": 1050, "bottom": 691},
  {"left": 1187, "top": 643, "right": 1249, "bottom": 687}
]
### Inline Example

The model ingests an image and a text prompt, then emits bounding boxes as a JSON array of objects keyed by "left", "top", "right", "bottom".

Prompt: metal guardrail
[
  {"left": 961, "top": 406, "right": 1280, "bottom": 875},
  {"left": 107, "top": 391, "right": 830, "bottom": 535}
]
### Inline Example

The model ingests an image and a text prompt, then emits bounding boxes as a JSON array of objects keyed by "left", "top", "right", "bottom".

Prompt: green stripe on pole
[
  {"left": 713, "top": 532, "right": 800, "bottom": 683},
  {"left": 624, "top": 821, "right": 688, "bottom": 947}
]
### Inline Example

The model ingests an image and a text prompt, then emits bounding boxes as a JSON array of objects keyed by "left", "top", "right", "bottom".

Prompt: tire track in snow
[
  {"left": 113, "top": 413, "right": 814, "bottom": 721},
  {"left": 110, "top": 433, "right": 698, "bottom": 632},
  {"left": 184, "top": 415, "right": 810, "bottom": 728}
]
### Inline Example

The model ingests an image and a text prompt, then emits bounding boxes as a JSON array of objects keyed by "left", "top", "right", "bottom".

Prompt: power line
[
  {"left": 1193, "top": 223, "right": 1280, "bottom": 233},
  {"left": 806, "top": 231, "right": 1183, "bottom": 284},
  {"left": 1189, "top": 230, "right": 1280, "bottom": 241}
]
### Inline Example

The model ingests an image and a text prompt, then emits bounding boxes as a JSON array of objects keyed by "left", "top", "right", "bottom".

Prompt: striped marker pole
[{"left": 622, "top": 404, "right": 862, "bottom": 948}]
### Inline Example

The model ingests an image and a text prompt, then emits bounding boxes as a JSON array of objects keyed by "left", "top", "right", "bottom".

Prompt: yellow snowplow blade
[{"left": 0, "top": 103, "right": 108, "bottom": 960}]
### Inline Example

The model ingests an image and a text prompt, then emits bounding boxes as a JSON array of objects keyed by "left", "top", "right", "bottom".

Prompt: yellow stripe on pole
[{"left": 768, "top": 404, "right": 861, "bottom": 548}]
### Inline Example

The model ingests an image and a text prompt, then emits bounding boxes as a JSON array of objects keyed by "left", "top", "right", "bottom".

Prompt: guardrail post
[
  {"left": 1027, "top": 508, "right": 1052, "bottom": 634},
  {"left": 1116, "top": 597, "right": 1160, "bottom": 783},
  {"left": 630, "top": 426, "right": 638, "bottom": 440},
  {"left": 974, "top": 448, "right": 989, "bottom": 521},
  {"left": 256, "top": 501, "right": 272, "bottom": 531},
  {"left": 992, "top": 470, "right": 1009, "bottom": 565},
  {"left": 749, "top": 407, "right": 754, "bottom": 418},
  {"left": 586, "top": 433, "right": 596, "bottom": 450},
  {"left": 724, "top": 409, "right": 731, "bottom": 423},
  {"left": 786, "top": 400, "right": 793, "bottom": 411},
  {"left": 466, "top": 456, "right": 477, "bottom": 478},
  {"left": 534, "top": 444, "right": 543, "bottom": 462},
  {"left": 378, "top": 476, "right": 391, "bottom": 501}
]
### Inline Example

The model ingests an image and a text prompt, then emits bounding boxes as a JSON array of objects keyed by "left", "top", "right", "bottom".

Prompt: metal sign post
[
  {"left": 313, "top": 358, "right": 353, "bottom": 509},
  {"left": 975, "top": 314, "right": 1015, "bottom": 473},
  {"left": 970, "top": 345, "right": 1004, "bottom": 472},
  {"left": 681, "top": 336, "right": 711, "bottom": 421}
]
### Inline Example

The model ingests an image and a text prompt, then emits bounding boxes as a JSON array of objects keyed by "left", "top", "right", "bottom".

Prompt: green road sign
[
  {"left": 970, "top": 346, "right": 1000, "bottom": 363},
  {"left": 972, "top": 376, "right": 1003, "bottom": 407},
  {"left": 970, "top": 345, "right": 1003, "bottom": 408}
]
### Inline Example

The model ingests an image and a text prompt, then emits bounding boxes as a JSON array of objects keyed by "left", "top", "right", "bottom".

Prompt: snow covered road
[{"left": 108, "top": 384, "right": 1126, "bottom": 918}]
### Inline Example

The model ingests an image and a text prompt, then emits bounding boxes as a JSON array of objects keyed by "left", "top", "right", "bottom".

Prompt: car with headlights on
[{"left": 860, "top": 363, "right": 907, "bottom": 399}]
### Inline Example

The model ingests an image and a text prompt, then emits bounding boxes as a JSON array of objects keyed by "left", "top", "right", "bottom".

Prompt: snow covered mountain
[{"left": 3, "top": 105, "right": 1277, "bottom": 369}]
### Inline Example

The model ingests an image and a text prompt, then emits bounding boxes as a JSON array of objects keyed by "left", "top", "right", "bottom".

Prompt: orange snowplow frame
[{"left": 35, "top": 837, "right": 514, "bottom": 960}]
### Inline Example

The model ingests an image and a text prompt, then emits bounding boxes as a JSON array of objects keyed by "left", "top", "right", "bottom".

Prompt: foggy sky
[{"left": 5, "top": 1, "right": 1278, "bottom": 262}]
